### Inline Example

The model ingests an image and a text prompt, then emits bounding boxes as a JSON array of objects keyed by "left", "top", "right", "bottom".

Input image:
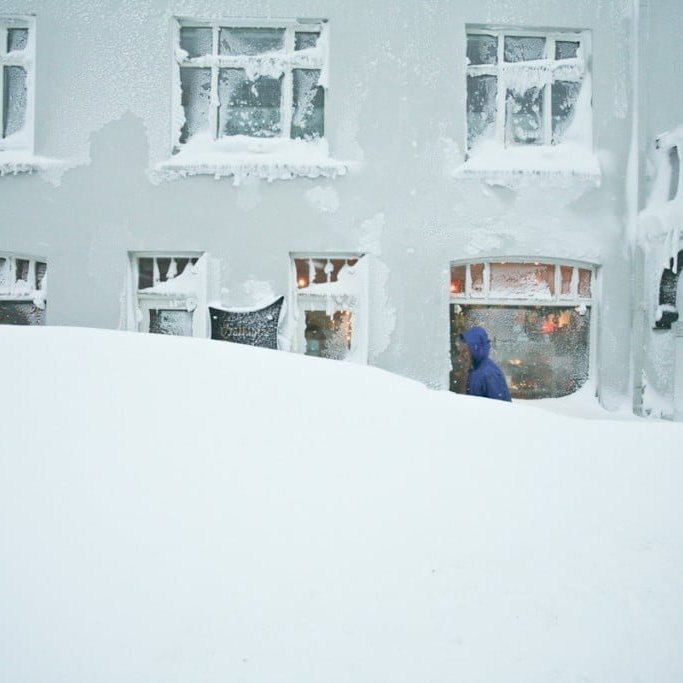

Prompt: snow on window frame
[
  {"left": 449, "top": 258, "right": 597, "bottom": 398},
  {"left": 129, "top": 252, "right": 208, "bottom": 338},
  {"left": 290, "top": 252, "right": 369, "bottom": 363},
  {"left": 0, "top": 15, "right": 35, "bottom": 155},
  {"left": 0, "top": 252, "right": 47, "bottom": 325},
  {"left": 157, "top": 17, "right": 346, "bottom": 183},
  {"left": 465, "top": 27, "right": 591, "bottom": 153}
]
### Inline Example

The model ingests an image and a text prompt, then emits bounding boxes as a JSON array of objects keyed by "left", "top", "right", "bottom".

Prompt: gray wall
[{"left": 0, "top": 0, "right": 637, "bottom": 405}]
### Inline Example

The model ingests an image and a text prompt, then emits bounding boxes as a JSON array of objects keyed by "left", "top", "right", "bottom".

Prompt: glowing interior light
[{"left": 297, "top": 278, "right": 307, "bottom": 288}]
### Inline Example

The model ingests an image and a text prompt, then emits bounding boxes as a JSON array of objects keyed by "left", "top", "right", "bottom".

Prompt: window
[
  {"left": 291, "top": 254, "right": 368, "bottom": 362},
  {"left": 174, "top": 19, "right": 327, "bottom": 149},
  {"left": 466, "top": 28, "right": 589, "bottom": 153},
  {"left": 450, "top": 260, "right": 594, "bottom": 398},
  {"left": 0, "top": 254, "right": 46, "bottom": 325},
  {"left": 0, "top": 17, "right": 34, "bottom": 152},
  {"left": 130, "top": 253, "right": 207, "bottom": 337}
]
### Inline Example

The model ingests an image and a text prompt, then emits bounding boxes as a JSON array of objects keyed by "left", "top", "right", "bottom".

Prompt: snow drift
[{"left": 1, "top": 326, "right": 682, "bottom": 683}]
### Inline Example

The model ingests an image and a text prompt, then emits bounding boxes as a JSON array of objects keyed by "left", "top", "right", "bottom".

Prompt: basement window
[
  {"left": 130, "top": 253, "right": 207, "bottom": 337},
  {"left": 450, "top": 260, "right": 594, "bottom": 398},
  {"left": 291, "top": 254, "right": 368, "bottom": 362},
  {"left": 0, "top": 253, "right": 46, "bottom": 325}
]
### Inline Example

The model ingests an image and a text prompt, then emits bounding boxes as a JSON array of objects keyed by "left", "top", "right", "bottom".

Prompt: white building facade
[{"left": 0, "top": 0, "right": 670, "bottom": 414}]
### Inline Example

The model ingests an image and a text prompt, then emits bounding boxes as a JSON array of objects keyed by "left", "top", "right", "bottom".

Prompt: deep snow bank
[{"left": 1, "top": 326, "right": 683, "bottom": 683}]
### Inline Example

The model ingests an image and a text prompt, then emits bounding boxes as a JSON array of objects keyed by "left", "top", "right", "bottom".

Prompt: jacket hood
[{"left": 461, "top": 326, "right": 491, "bottom": 366}]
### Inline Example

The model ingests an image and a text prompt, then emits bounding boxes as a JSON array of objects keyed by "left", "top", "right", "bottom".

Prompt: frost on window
[
  {"left": 7, "top": 29, "right": 28, "bottom": 52},
  {"left": 466, "top": 28, "right": 588, "bottom": 153},
  {"left": 504, "top": 36, "right": 546, "bottom": 62},
  {"left": 180, "top": 27, "right": 212, "bottom": 58},
  {"left": 467, "top": 75, "right": 497, "bottom": 148},
  {"left": 291, "top": 69, "right": 324, "bottom": 139},
  {"left": 3, "top": 65, "right": 27, "bottom": 138},
  {"left": 149, "top": 309, "right": 193, "bottom": 336},
  {"left": 218, "top": 70, "right": 282, "bottom": 138},
  {"left": 555, "top": 41, "right": 579, "bottom": 60},
  {"left": 209, "top": 297, "right": 284, "bottom": 349},
  {"left": 219, "top": 28, "right": 285, "bottom": 55},
  {"left": 180, "top": 68, "right": 211, "bottom": 143},
  {"left": 305, "top": 309, "right": 352, "bottom": 360},
  {"left": 0, "top": 255, "right": 47, "bottom": 327},
  {"left": 174, "top": 19, "right": 327, "bottom": 149},
  {"left": 467, "top": 34, "right": 497, "bottom": 65},
  {"left": 552, "top": 80, "right": 581, "bottom": 143},
  {"left": 506, "top": 85, "right": 544, "bottom": 145},
  {"left": 450, "top": 261, "right": 594, "bottom": 398}
]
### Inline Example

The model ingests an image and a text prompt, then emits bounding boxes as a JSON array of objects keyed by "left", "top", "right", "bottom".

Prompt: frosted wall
[{"left": 0, "top": 0, "right": 636, "bottom": 406}]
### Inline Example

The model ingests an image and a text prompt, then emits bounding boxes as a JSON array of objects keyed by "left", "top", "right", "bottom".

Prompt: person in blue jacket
[{"left": 460, "top": 326, "right": 512, "bottom": 402}]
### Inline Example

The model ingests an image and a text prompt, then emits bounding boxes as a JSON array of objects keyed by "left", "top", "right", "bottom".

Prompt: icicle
[
  {"left": 153, "top": 258, "right": 160, "bottom": 286},
  {"left": 167, "top": 258, "right": 178, "bottom": 280}
]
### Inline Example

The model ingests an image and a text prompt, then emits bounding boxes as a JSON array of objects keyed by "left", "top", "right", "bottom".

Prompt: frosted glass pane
[
  {"left": 218, "top": 69, "right": 282, "bottom": 138},
  {"left": 15, "top": 258, "right": 29, "bottom": 283},
  {"left": 0, "top": 258, "right": 8, "bottom": 290},
  {"left": 504, "top": 36, "right": 546, "bottom": 62},
  {"left": 450, "top": 304, "right": 590, "bottom": 398},
  {"left": 179, "top": 27, "right": 212, "bottom": 58},
  {"left": 489, "top": 263, "right": 554, "bottom": 299},
  {"left": 295, "top": 32, "right": 320, "bottom": 50},
  {"left": 555, "top": 41, "right": 579, "bottom": 60},
  {"left": 467, "top": 34, "right": 497, "bottom": 65},
  {"left": 291, "top": 69, "right": 324, "bottom": 140},
  {"left": 3, "top": 66, "right": 27, "bottom": 138},
  {"left": 137, "top": 258, "right": 154, "bottom": 289},
  {"left": 219, "top": 28, "right": 284, "bottom": 55},
  {"left": 304, "top": 309, "right": 352, "bottom": 360},
  {"left": 467, "top": 75, "right": 497, "bottom": 148},
  {"left": 506, "top": 86, "right": 545, "bottom": 145},
  {"left": 470, "top": 263, "right": 485, "bottom": 295},
  {"left": 0, "top": 302, "right": 45, "bottom": 326},
  {"left": 7, "top": 29, "right": 28, "bottom": 52},
  {"left": 35, "top": 262, "right": 46, "bottom": 290},
  {"left": 149, "top": 310, "right": 193, "bottom": 336},
  {"left": 179, "top": 67, "right": 211, "bottom": 144},
  {"left": 450, "top": 265, "right": 466, "bottom": 295},
  {"left": 560, "top": 265, "right": 573, "bottom": 296},
  {"left": 578, "top": 269, "right": 592, "bottom": 297},
  {"left": 552, "top": 80, "right": 581, "bottom": 143}
]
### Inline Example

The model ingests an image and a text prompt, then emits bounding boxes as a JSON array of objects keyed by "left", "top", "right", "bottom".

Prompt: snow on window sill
[
  {"left": 0, "top": 150, "right": 68, "bottom": 179},
  {"left": 153, "top": 135, "right": 348, "bottom": 185},
  {"left": 453, "top": 141, "right": 602, "bottom": 188}
]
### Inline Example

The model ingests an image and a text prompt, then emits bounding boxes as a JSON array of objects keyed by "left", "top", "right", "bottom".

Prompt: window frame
[
  {"left": 172, "top": 17, "right": 328, "bottom": 150},
  {"left": 0, "top": 15, "right": 35, "bottom": 153},
  {"left": 0, "top": 252, "right": 47, "bottom": 325},
  {"left": 290, "top": 252, "right": 368, "bottom": 362},
  {"left": 465, "top": 26, "right": 590, "bottom": 152},
  {"left": 449, "top": 257, "right": 599, "bottom": 396},
  {"left": 129, "top": 251, "right": 207, "bottom": 338}
]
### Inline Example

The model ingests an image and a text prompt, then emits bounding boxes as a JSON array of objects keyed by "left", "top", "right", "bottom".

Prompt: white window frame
[
  {"left": 450, "top": 257, "right": 598, "bottom": 390},
  {"left": 0, "top": 15, "right": 35, "bottom": 153},
  {"left": 172, "top": 17, "right": 328, "bottom": 149},
  {"left": 465, "top": 27, "right": 590, "bottom": 151},
  {"left": 0, "top": 252, "right": 47, "bottom": 323},
  {"left": 290, "top": 252, "right": 368, "bottom": 363},
  {"left": 129, "top": 252, "right": 208, "bottom": 338}
]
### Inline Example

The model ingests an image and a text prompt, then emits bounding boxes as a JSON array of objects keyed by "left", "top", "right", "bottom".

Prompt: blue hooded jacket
[{"left": 461, "top": 326, "right": 512, "bottom": 402}]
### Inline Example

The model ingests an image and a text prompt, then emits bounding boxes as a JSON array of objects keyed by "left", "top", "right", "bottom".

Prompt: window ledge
[
  {"left": 452, "top": 143, "right": 602, "bottom": 188},
  {"left": 0, "top": 151, "right": 68, "bottom": 178},
  {"left": 152, "top": 136, "right": 348, "bottom": 185}
]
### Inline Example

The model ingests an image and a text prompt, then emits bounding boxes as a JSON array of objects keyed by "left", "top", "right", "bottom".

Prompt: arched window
[{"left": 450, "top": 260, "right": 594, "bottom": 398}]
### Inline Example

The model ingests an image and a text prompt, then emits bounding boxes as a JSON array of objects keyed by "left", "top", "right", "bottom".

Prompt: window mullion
[
  {"left": 0, "top": 27, "right": 6, "bottom": 140},
  {"left": 495, "top": 33, "right": 506, "bottom": 145},
  {"left": 483, "top": 262, "right": 490, "bottom": 298},
  {"left": 210, "top": 24, "right": 220, "bottom": 139},
  {"left": 281, "top": 27, "right": 294, "bottom": 139}
]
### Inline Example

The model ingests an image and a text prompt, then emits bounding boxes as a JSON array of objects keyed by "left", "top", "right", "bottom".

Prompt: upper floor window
[
  {"left": 0, "top": 17, "right": 34, "bottom": 153},
  {"left": 174, "top": 19, "right": 327, "bottom": 151},
  {"left": 466, "top": 27, "right": 590, "bottom": 154}
]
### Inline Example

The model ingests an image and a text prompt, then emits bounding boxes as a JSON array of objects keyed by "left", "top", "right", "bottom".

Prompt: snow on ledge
[
  {"left": 452, "top": 141, "right": 602, "bottom": 188},
  {"left": 152, "top": 134, "right": 349, "bottom": 185},
  {"left": 0, "top": 151, "right": 68, "bottom": 180}
]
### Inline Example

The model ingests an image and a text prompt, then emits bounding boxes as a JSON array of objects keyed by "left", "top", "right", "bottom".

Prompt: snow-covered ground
[{"left": 2, "top": 326, "right": 683, "bottom": 683}]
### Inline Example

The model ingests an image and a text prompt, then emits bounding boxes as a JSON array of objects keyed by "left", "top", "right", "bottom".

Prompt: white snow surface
[{"left": 1, "top": 326, "right": 683, "bottom": 683}]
